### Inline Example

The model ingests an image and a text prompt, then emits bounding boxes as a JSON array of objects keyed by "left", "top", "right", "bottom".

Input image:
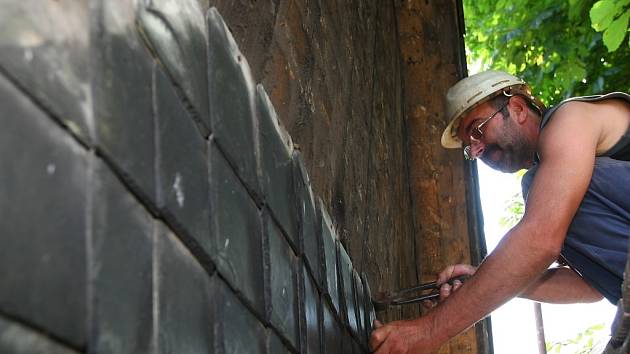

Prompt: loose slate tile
[
  {"left": 212, "top": 277, "right": 266, "bottom": 354},
  {"left": 0, "top": 0, "right": 93, "bottom": 143},
  {"left": 0, "top": 73, "right": 87, "bottom": 347},
  {"left": 293, "top": 151, "right": 322, "bottom": 288},
  {"left": 92, "top": 0, "right": 157, "bottom": 207},
  {"left": 90, "top": 159, "right": 154, "bottom": 354},
  {"left": 154, "top": 64, "right": 210, "bottom": 246},
  {"left": 317, "top": 199, "right": 340, "bottom": 315},
  {"left": 337, "top": 242, "right": 358, "bottom": 335},
  {"left": 138, "top": 0, "right": 210, "bottom": 135},
  {"left": 209, "top": 142, "right": 265, "bottom": 317},
  {"left": 257, "top": 85, "right": 298, "bottom": 250},
  {"left": 265, "top": 213, "right": 299, "bottom": 350},
  {"left": 299, "top": 262, "right": 321, "bottom": 354},
  {"left": 321, "top": 300, "right": 342, "bottom": 354},
  {"left": 353, "top": 270, "right": 367, "bottom": 345},
  {"left": 207, "top": 8, "right": 260, "bottom": 199},
  {"left": 156, "top": 223, "right": 214, "bottom": 354},
  {"left": 0, "top": 315, "right": 81, "bottom": 354},
  {"left": 267, "top": 330, "right": 291, "bottom": 354},
  {"left": 361, "top": 272, "right": 377, "bottom": 341}
]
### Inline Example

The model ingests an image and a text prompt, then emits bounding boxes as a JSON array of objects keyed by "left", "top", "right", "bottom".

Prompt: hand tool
[{"left": 372, "top": 276, "right": 468, "bottom": 311}]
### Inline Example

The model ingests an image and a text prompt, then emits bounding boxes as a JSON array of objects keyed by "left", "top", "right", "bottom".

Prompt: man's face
[{"left": 457, "top": 101, "right": 535, "bottom": 173}]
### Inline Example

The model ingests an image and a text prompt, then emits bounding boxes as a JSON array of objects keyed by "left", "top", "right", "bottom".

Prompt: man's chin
[
  {"left": 481, "top": 158, "right": 520, "bottom": 173},
  {"left": 498, "top": 165, "right": 521, "bottom": 173}
]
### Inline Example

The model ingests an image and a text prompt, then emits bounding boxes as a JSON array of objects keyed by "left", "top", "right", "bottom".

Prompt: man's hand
[
  {"left": 436, "top": 264, "right": 477, "bottom": 302},
  {"left": 422, "top": 264, "right": 477, "bottom": 309},
  {"left": 369, "top": 318, "right": 443, "bottom": 354}
]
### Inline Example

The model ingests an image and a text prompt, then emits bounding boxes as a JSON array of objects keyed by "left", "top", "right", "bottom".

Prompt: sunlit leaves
[
  {"left": 498, "top": 170, "right": 526, "bottom": 229},
  {"left": 546, "top": 323, "right": 606, "bottom": 354},
  {"left": 590, "top": 0, "right": 617, "bottom": 31},
  {"left": 603, "top": 12, "right": 629, "bottom": 51},
  {"left": 590, "top": 0, "right": 630, "bottom": 51},
  {"left": 464, "top": 0, "right": 630, "bottom": 106}
]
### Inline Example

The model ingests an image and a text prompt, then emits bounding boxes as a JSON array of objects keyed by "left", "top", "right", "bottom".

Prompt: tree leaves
[
  {"left": 545, "top": 323, "right": 607, "bottom": 354},
  {"left": 590, "top": 0, "right": 630, "bottom": 51},
  {"left": 465, "top": 0, "right": 630, "bottom": 106},
  {"left": 603, "top": 12, "right": 629, "bottom": 51},
  {"left": 590, "top": 0, "right": 617, "bottom": 31}
]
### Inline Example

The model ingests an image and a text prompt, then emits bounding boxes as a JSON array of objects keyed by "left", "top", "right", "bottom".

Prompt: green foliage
[
  {"left": 545, "top": 323, "right": 607, "bottom": 353},
  {"left": 499, "top": 194, "right": 524, "bottom": 228},
  {"left": 499, "top": 170, "right": 526, "bottom": 229},
  {"left": 590, "top": 0, "right": 630, "bottom": 52},
  {"left": 464, "top": 0, "right": 630, "bottom": 106}
]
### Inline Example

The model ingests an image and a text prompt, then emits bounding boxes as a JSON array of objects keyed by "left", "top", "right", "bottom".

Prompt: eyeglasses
[{"left": 463, "top": 101, "right": 509, "bottom": 160}]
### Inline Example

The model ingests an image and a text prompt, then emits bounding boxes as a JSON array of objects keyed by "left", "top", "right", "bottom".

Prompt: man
[{"left": 369, "top": 70, "right": 630, "bottom": 353}]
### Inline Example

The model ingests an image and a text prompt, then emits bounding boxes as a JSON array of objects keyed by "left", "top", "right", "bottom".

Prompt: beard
[
  {"left": 480, "top": 144, "right": 530, "bottom": 172},
  {"left": 480, "top": 118, "right": 535, "bottom": 173}
]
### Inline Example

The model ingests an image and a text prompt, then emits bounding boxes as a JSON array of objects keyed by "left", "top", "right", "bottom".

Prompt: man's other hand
[{"left": 369, "top": 318, "right": 441, "bottom": 354}]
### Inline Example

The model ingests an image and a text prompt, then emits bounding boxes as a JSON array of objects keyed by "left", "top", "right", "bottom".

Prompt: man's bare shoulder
[
  {"left": 544, "top": 99, "right": 629, "bottom": 155},
  {"left": 538, "top": 101, "right": 601, "bottom": 157},
  {"left": 549, "top": 100, "right": 594, "bottom": 122}
]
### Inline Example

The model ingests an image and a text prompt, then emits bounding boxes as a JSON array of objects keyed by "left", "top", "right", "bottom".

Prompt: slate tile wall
[
  {"left": 91, "top": 158, "right": 154, "bottom": 354},
  {"left": 0, "top": 72, "right": 88, "bottom": 348},
  {"left": 0, "top": 1, "right": 375, "bottom": 353}
]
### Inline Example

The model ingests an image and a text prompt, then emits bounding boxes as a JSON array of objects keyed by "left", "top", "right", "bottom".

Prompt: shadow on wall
[{"left": 0, "top": 1, "right": 376, "bottom": 353}]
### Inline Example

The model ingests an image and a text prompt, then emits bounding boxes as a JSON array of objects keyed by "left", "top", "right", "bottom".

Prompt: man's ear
[{"left": 510, "top": 96, "right": 528, "bottom": 124}]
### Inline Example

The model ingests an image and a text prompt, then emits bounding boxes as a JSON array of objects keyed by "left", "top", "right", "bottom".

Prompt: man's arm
[
  {"left": 520, "top": 267, "right": 603, "bottom": 303},
  {"left": 435, "top": 264, "right": 603, "bottom": 304},
  {"left": 370, "top": 104, "right": 601, "bottom": 353}
]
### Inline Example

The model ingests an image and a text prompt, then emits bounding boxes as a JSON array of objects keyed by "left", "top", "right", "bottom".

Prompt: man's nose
[{"left": 469, "top": 137, "right": 485, "bottom": 159}]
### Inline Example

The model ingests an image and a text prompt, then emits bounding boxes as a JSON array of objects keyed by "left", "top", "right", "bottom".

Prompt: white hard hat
[{"left": 441, "top": 70, "right": 537, "bottom": 149}]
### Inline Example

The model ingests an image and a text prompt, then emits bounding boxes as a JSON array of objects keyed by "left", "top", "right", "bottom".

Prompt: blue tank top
[{"left": 522, "top": 93, "right": 630, "bottom": 303}]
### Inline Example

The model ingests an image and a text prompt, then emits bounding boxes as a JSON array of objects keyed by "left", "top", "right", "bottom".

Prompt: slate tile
[
  {"left": 208, "top": 142, "right": 265, "bottom": 317},
  {"left": 267, "top": 330, "right": 291, "bottom": 354},
  {"left": 138, "top": 0, "right": 210, "bottom": 136},
  {"left": 257, "top": 85, "right": 298, "bottom": 250},
  {"left": 353, "top": 270, "right": 367, "bottom": 345},
  {"left": 317, "top": 199, "right": 340, "bottom": 315},
  {"left": 90, "top": 159, "right": 154, "bottom": 354},
  {"left": 0, "top": 0, "right": 93, "bottom": 143},
  {"left": 207, "top": 8, "right": 260, "bottom": 199},
  {"left": 337, "top": 242, "right": 358, "bottom": 335},
  {"left": 353, "top": 338, "right": 366, "bottom": 354},
  {"left": 293, "top": 151, "right": 322, "bottom": 288},
  {"left": 212, "top": 277, "right": 266, "bottom": 354},
  {"left": 0, "top": 73, "right": 87, "bottom": 347},
  {"left": 0, "top": 315, "right": 81, "bottom": 354},
  {"left": 265, "top": 213, "right": 299, "bottom": 350},
  {"left": 156, "top": 223, "right": 214, "bottom": 354},
  {"left": 92, "top": 0, "right": 157, "bottom": 207},
  {"left": 321, "top": 300, "right": 342, "bottom": 354},
  {"left": 342, "top": 329, "right": 354, "bottom": 354},
  {"left": 299, "top": 262, "right": 321, "bottom": 354},
  {"left": 361, "top": 272, "right": 377, "bottom": 341},
  {"left": 154, "top": 64, "right": 210, "bottom": 247}
]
